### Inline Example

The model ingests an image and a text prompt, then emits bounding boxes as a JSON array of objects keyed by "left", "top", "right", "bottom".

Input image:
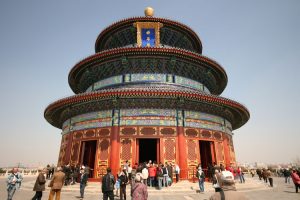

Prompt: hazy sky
[{"left": 0, "top": 1, "right": 299, "bottom": 167}]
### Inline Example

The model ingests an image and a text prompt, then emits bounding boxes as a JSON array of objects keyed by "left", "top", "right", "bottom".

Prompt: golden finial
[{"left": 144, "top": 7, "right": 154, "bottom": 17}]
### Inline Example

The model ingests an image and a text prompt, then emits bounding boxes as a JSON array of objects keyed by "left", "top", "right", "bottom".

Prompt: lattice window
[
  {"left": 164, "top": 139, "right": 175, "bottom": 160},
  {"left": 187, "top": 140, "right": 197, "bottom": 160},
  {"left": 99, "top": 139, "right": 109, "bottom": 161},
  {"left": 121, "top": 139, "right": 132, "bottom": 161}
]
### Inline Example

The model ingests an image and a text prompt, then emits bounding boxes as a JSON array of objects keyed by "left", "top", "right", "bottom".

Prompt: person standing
[
  {"left": 72, "top": 164, "right": 80, "bottom": 184},
  {"left": 131, "top": 173, "right": 148, "bottom": 200},
  {"left": 102, "top": 167, "right": 115, "bottom": 200},
  {"left": 79, "top": 170, "right": 88, "bottom": 199},
  {"left": 156, "top": 164, "right": 164, "bottom": 190},
  {"left": 162, "top": 164, "right": 169, "bottom": 187},
  {"left": 141, "top": 165, "right": 149, "bottom": 185},
  {"left": 196, "top": 166, "right": 205, "bottom": 193},
  {"left": 167, "top": 163, "right": 173, "bottom": 186},
  {"left": 46, "top": 165, "right": 51, "bottom": 179},
  {"left": 148, "top": 164, "right": 156, "bottom": 187},
  {"left": 127, "top": 164, "right": 132, "bottom": 181},
  {"left": 212, "top": 169, "right": 221, "bottom": 192},
  {"left": 174, "top": 164, "right": 180, "bottom": 183},
  {"left": 119, "top": 169, "right": 128, "bottom": 200},
  {"left": 7, "top": 168, "right": 23, "bottom": 200},
  {"left": 32, "top": 168, "right": 46, "bottom": 200},
  {"left": 237, "top": 167, "right": 245, "bottom": 183},
  {"left": 291, "top": 169, "right": 300, "bottom": 193},
  {"left": 48, "top": 166, "right": 65, "bottom": 200}
]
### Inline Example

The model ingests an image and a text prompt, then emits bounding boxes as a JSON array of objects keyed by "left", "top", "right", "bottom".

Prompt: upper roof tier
[
  {"left": 95, "top": 16, "right": 203, "bottom": 54},
  {"left": 68, "top": 47, "right": 227, "bottom": 95}
]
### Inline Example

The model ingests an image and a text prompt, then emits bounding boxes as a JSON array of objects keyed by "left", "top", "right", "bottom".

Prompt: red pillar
[
  {"left": 64, "top": 133, "right": 74, "bottom": 165},
  {"left": 177, "top": 126, "right": 188, "bottom": 179},
  {"left": 110, "top": 126, "right": 120, "bottom": 177},
  {"left": 223, "top": 136, "right": 231, "bottom": 168}
]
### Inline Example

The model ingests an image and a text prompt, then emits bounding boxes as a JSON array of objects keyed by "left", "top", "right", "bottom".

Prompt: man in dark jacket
[
  {"left": 79, "top": 169, "right": 88, "bottom": 199},
  {"left": 102, "top": 167, "right": 115, "bottom": 200},
  {"left": 166, "top": 162, "right": 173, "bottom": 186},
  {"left": 32, "top": 168, "right": 46, "bottom": 200}
]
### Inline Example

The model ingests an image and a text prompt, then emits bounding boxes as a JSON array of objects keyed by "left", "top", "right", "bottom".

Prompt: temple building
[{"left": 44, "top": 7, "right": 250, "bottom": 180}]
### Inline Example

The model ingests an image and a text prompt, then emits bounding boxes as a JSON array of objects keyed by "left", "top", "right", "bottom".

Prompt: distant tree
[{"left": 0, "top": 168, "right": 6, "bottom": 173}]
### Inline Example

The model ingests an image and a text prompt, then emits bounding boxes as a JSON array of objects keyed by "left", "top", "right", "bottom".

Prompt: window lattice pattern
[
  {"left": 187, "top": 140, "right": 197, "bottom": 160},
  {"left": 164, "top": 139, "right": 175, "bottom": 160},
  {"left": 121, "top": 139, "right": 132, "bottom": 161}
]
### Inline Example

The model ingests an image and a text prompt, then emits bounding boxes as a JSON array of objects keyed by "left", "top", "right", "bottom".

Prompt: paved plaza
[{"left": 0, "top": 175, "right": 299, "bottom": 200}]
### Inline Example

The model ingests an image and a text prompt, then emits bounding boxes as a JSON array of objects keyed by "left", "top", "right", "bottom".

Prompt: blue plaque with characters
[{"left": 141, "top": 28, "right": 155, "bottom": 47}]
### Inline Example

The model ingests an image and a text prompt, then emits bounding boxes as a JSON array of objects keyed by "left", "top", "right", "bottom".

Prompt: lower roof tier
[{"left": 45, "top": 87, "right": 249, "bottom": 130}]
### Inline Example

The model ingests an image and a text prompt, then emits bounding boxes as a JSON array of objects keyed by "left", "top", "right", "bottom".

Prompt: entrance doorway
[
  {"left": 80, "top": 140, "right": 97, "bottom": 178},
  {"left": 137, "top": 139, "right": 159, "bottom": 164},
  {"left": 199, "top": 140, "right": 213, "bottom": 170}
]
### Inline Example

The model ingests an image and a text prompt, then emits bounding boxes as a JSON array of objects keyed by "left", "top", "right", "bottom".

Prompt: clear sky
[{"left": 0, "top": 0, "right": 299, "bottom": 167}]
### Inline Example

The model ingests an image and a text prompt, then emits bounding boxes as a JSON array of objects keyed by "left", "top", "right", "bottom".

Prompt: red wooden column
[
  {"left": 110, "top": 126, "right": 120, "bottom": 177},
  {"left": 177, "top": 126, "right": 188, "bottom": 179},
  {"left": 223, "top": 136, "right": 231, "bottom": 168},
  {"left": 64, "top": 133, "right": 74, "bottom": 165}
]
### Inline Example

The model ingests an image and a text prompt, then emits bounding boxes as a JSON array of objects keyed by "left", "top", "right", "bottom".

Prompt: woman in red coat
[{"left": 291, "top": 169, "right": 300, "bottom": 193}]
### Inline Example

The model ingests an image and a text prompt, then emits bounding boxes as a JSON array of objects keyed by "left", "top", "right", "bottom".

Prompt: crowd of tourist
[{"left": 5, "top": 163, "right": 300, "bottom": 200}]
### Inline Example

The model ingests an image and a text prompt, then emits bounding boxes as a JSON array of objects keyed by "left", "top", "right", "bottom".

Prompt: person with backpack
[
  {"left": 196, "top": 166, "right": 205, "bottom": 193},
  {"left": 119, "top": 169, "right": 128, "bottom": 200},
  {"left": 102, "top": 167, "right": 115, "bottom": 200}
]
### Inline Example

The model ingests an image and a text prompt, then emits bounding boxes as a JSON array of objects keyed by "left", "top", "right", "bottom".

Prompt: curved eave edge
[
  {"left": 68, "top": 47, "right": 228, "bottom": 94},
  {"left": 94, "top": 16, "right": 202, "bottom": 53},
  {"left": 44, "top": 91, "right": 249, "bottom": 130}
]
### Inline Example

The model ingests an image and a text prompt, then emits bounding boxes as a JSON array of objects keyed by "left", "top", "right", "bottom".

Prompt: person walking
[
  {"left": 291, "top": 169, "right": 300, "bottom": 193},
  {"left": 266, "top": 169, "right": 273, "bottom": 187},
  {"left": 102, "top": 167, "right": 115, "bottom": 200},
  {"left": 48, "top": 166, "right": 65, "bottom": 200},
  {"left": 7, "top": 168, "right": 23, "bottom": 200},
  {"left": 196, "top": 166, "right": 205, "bottom": 193},
  {"left": 131, "top": 173, "right": 148, "bottom": 200},
  {"left": 79, "top": 169, "right": 88, "bottom": 199},
  {"left": 283, "top": 168, "right": 291, "bottom": 184},
  {"left": 31, "top": 168, "right": 46, "bottom": 200},
  {"left": 209, "top": 171, "right": 249, "bottom": 200}
]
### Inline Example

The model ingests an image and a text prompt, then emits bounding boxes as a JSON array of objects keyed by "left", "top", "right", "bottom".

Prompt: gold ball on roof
[{"left": 144, "top": 7, "right": 154, "bottom": 17}]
